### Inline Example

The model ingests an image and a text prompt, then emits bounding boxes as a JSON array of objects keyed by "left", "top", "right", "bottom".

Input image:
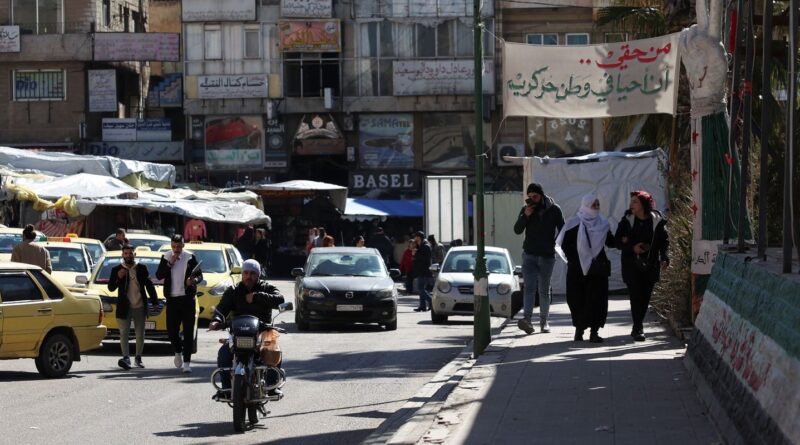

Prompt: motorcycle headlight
[
  {"left": 209, "top": 279, "right": 234, "bottom": 296},
  {"left": 375, "top": 289, "right": 395, "bottom": 299},
  {"left": 437, "top": 280, "right": 452, "bottom": 293},
  {"left": 496, "top": 282, "right": 511, "bottom": 295},
  {"left": 303, "top": 288, "right": 325, "bottom": 299}
]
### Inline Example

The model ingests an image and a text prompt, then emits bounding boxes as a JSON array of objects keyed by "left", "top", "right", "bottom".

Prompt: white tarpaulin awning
[
  {"left": 246, "top": 180, "right": 348, "bottom": 212},
  {"left": 147, "top": 188, "right": 262, "bottom": 208},
  {"left": 77, "top": 196, "right": 270, "bottom": 226},
  {"left": 523, "top": 149, "right": 668, "bottom": 293},
  {"left": 0, "top": 145, "right": 176, "bottom": 185},
  {"left": 10, "top": 173, "right": 139, "bottom": 200}
]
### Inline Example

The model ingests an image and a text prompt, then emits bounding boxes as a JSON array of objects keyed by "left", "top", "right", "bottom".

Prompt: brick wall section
[
  {"left": 705, "top": 253, "right": 800, "bottom": 360},
  {"left": 686, "top": 333, "right": 792, "bottom": 445}
]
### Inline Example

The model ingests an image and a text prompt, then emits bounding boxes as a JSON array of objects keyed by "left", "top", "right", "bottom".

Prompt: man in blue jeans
[{"left": 513, "top": 182, "right": 564, "bottom": 334}]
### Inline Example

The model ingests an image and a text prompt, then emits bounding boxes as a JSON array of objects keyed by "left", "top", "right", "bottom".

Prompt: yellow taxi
[
  {"left": 88, "top": 249, "right": 199, "bottom": 352},
  {"left": 0, "top": 262, "right": 107, "bottom": 378},
  {"left": 159, "top": 241, "right": 243, "bottom": 320},
  {"left": 59, "top": 233, "right": 106, "bottom": 267},
  {"left": 0, "top": 227, "right": 47, "bottom": 262},
  {"left": 33, "top": 240, "right": 94, "bottom": 288}
]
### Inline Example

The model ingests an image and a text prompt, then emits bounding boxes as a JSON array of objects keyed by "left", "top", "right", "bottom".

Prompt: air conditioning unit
[{"left": 497, "top": 143, "right": 524, "bottom": 166}]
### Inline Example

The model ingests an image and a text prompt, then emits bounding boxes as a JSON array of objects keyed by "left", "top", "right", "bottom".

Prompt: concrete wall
[{"left": 685, "top": 251, "right": 800, "bottom": 445}]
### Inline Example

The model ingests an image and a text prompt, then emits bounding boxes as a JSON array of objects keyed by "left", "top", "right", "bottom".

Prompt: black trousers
[
  {"left": 626, "top": 273, "right": 656, "bottom": 332},
  {"left": 166, "top": 296, "right": 196, "bottom": 362},
  {"left": 565, "top": 267, "right": 609, "bottom": 331}
]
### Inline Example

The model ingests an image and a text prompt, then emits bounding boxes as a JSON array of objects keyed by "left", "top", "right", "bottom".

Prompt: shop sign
[
  {"left": 204, "top": 115, "right": 264, "bottom": 169},
  {"left": 93, "top": 33, "right": 180, "bottom": 61},
  {"left": 136, "top": 118, "right": 171, "bottom": 141},
  {"left": 349, "top": 170, "right": 419, "bottom": 191},
  {"left": 359, "top": 114, "right": 414, "bottom": 169},
  {"left": 393, "top": 59, "right": 493, "bottom": 96},
  {"left": 279, "top": 20, "right": 340, "bottom": 52},
  {"left": 265, "top": 118, "right": 289, "bottom": 169},
  {"left": 102, "top": 118, "right": 137, "bottom": 142},
  {"left": 196, "top": 74, "right": 268, "bottom": 99},
  {"left": 293, "top": 114, "right": 345, "bottom": 155},
  {"left": 282, "top": 0, "right": 332, "bottom": 18},
  {"left": 87, "top": 141, "right": 184, "bottom": 162},
  {"left": 0, "top": 26, "right": 20, "bottom": 52},
  {"left": 182, "top": 0, "right": 256, "bottom": 21},
  {"left": 88, "top": 69, "right": 117, "bottom": 112}
]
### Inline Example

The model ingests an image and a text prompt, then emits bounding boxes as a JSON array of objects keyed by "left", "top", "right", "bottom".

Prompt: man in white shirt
[{"left": 156, "top": 235, "right": 203, "bottom": 373}]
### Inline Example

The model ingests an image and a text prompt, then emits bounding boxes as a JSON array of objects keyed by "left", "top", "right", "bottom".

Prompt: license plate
[
  {"left": 145, "top": 321, "right": 155, "bottom": 330},
  {"left": 337, "top": 305, "right": 363, "bottom": 311}
]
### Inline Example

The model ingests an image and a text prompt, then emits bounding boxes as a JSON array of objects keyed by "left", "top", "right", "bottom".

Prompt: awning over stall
[
  {"left": 245, "top": 180, "right": 348, "bottom": 212},
  {"left": 345, "top": 198, "right": 424, "bottom": 217}
]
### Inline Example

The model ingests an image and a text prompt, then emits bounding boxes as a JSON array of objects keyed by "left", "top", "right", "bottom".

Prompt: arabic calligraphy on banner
[
  {"left": 281, "top": 0, "right": 332, "bottom": 18},
  {"left": 205, "top": 116, "right": 264, "bottom": 169},
  {"left": 393, "top": 60, "right": 493, "bottom": 96},
  {"left": 88, "top": 69, "right": 117, "bottom": 113},
  {"left": 279, "top": 20, "right": 341, "bottom": 52},
  {"left": 93, "top": 33, "right": 180, "bottom": 61},
  {"left": 0, "top": 26, "right": 20, "bottom": 52},
  {"left": 182, "top": 0, "right": 256, "bottom": 21},
  {"left": 196, "top": 75, "right": 269, "bottom": 99},
  {"left": 503, "top": 33, "right": 681, "bottom": 118}
]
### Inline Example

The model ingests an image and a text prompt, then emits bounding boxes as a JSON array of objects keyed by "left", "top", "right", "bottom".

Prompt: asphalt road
[{"left": 0, "top": 279, "right": 497, "bottom": 444}]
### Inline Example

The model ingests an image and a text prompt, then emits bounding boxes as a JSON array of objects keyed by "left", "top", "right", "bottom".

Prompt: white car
[{"left": 430, "top": 246, "right": 522, "bottom": 324}]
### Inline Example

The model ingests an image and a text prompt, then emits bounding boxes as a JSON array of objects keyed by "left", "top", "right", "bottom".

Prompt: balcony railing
[{"left": 14, "top": 21, "right": 92, "bottom": 35}]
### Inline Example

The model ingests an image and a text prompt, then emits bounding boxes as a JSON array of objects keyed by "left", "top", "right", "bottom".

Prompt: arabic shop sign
[
  {"left": 503, "top": 33, "right": 681, "bottom": 119},
  {"left": 182, "top": 0, "right": 256, "bottom": 21},
  {"left": 102, "top": 118, "right": 172, "bottom": 142},
  {"left": 87, "top": 141, "right": 184, "bottom": 162},
  {"left": 204, "top": 115, "right": 265, "bottom": 169},
  {"left": 359, "top": 114, "right": 414, "bottom": 169},
  {"left": 196, "top": 74, "right": 269, "bottom": 99},
  {"left": 281, "top": 0, "right": 332, "bottom": 18},
  {"left": 279, "top": 20, "right": 341, "bottom": 52},
  {"left": 0, "top": 26, "right": 20, "bottom": 52},
  {"left": 394, "top": 60, "right": 494, "bottom": 96},
  {"left": 88, "top": 69, "right": 117, "bottom": 112}
]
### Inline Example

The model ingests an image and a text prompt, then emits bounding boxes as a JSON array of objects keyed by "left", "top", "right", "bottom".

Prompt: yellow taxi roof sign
[
  {"left": 134, "top": 246, "right": 152, "bottom": 252},
  {"left": 66, "top": 233, "right": 78, "bottom": 238}
]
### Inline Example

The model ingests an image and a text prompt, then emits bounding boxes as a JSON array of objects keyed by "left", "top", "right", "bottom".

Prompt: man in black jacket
[
  {"left": 209, "top": 259, "right": 285, "bottom": 399},
  {"left": 412, "top": 231, "right": 433, "bottom": 312},
  {"left": 156, "top": 235, "right": 203, "bottom": 373},
  {"left": 367, "top": 227, "right": 394, "bottom": 267},
  {"left": 513, "top": 182, "right": 565, "bottom": 334},
  {"left": 108, "top": 244, "right": 160, "bottom": 369}
]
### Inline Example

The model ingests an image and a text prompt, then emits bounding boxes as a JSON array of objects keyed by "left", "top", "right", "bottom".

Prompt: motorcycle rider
[{"left": 209, "top": 259, "right": 285, "bottom": 400}]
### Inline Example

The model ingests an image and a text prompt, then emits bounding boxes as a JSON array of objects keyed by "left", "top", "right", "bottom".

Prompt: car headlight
[
  {"left": 375, "top": 289, "right": 395, "bottom": 299},
  {"left": 437, "top": 280, "right": 452, "bottom": 293},
  {"left": 303, "top": 288, "right": 325, "bottom": 299},
  {"left": 496, "top": 282, "right": 511, "bottom": 295},
  {"left": 209, "top": 279, "right": 233, "bottom": 296}
]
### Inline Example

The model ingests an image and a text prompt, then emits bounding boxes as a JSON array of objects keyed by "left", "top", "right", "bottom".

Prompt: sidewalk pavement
[{"left": 366, "top": 295, "right": 722, "bottom": 445}]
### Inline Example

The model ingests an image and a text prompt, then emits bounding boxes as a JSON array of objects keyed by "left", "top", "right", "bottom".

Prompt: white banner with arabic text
[{"left": 503, "top": 33, "right": 680, "bottom": 118}]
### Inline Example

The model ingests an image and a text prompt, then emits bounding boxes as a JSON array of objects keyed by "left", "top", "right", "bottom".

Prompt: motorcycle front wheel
[{"left": 233, "top": 374, "right": 246, "bottom": 433}]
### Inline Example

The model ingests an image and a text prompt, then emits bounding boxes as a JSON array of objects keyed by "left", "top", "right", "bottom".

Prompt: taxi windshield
[
  {"left": 0, "top": 233, "right": 22, "bottom": 253},
  {"left": 82, "top": 244, "right": 105, "bottom": 264},
  {"left": 48, "top": 247, "right": 89, "bottom": 273},
  {"left": 191, "top": 250, "right": 227, "bottom": 273},
  {"left": 94, "top": 257, "right": 163, "bottom": 284}
]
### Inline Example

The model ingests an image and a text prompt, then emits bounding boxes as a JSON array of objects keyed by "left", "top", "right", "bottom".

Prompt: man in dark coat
[
  {"left": 367, "top": 226, "right": 394, "bottom": 267},
  {"left": 108, "top": 244, "right": 160, "bottom": 369},
  {"left": 156, "top": 235, "right": 203, "bottom": 373},
  {"left": 210, "top": 259, "right": 285, "bottom": 398},
  {"left": 412, "top": 231, "right": 433, "bottom": 312}
]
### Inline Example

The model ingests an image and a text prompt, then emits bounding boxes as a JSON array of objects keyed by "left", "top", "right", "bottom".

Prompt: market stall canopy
[
  {"left": 10, "top": 173, "right": 139, "bottom": 200},
  {"left": 147, "top": 188, "right": 262, "bottom": 209},
  {"left": 0, "top": 145, "right": 175, "bottom": 187},
  {"left": 245, "top": 180, "right": 347, "bottom": 212},
  {"left": 77, "top": 195, "right": 270, "bottom": 226}
]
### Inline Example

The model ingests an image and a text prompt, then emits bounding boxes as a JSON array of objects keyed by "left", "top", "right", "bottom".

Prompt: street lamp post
[{"left": 472, "top": 0, "right": 490, "bottom": 356}]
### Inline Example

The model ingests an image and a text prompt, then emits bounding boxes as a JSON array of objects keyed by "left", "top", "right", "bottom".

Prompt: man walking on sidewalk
[
  {"left": 156, "top": 235, "right": 203, "bottom": 373},
  {"left": 108, "top": 244, "right": 160, "bottom": 369},
  {"left": 513, "top": 182, "right": 564, "bottom": 334},
  {"left": 412, "top": 231, "right": 433, "bottom": 312}
]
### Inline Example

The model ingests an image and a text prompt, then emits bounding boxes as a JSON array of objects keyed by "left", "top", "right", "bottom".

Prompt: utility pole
[{"left": 472, "top": 0, "right": 490, "bottom": 356}]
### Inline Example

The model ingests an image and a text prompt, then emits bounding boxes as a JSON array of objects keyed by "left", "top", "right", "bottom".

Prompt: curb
[{"left": 362, "top": 317, "right": 513, "bottom": 445}]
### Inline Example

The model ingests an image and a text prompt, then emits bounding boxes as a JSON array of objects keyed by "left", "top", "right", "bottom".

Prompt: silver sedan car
[{"left": 430, "top": 246, "right": 522, "bottom": 324}]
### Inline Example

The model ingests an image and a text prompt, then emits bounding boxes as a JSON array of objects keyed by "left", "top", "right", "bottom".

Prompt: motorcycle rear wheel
[{"left": 233, "top": 374, "right": 246, "bottom": 433}]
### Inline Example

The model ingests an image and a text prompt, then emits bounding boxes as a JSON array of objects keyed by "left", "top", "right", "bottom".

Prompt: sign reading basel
[
  {"left": 350, "top": 171, "right": 418, "bottom": 191},
  {"left": 503, "top": 33, "right": 681, "bottom": 119}
]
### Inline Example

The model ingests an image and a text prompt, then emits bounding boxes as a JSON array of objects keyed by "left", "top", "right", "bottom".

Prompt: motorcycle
[{"left": 210, "top": 302, "right": 293, "bottom": 432}]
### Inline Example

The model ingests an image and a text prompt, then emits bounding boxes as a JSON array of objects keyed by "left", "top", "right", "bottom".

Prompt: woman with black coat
[
  {"left": 556, "top": 193, "right": 616, "bottom": 343},
  {"left": 614, "top": 190, "right": 669, "bottom": 342}
]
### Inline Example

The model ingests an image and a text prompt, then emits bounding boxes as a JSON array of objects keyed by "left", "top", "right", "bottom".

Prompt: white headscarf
[{"left": 555, "top": 193, "right": 611, "bottom": 275}]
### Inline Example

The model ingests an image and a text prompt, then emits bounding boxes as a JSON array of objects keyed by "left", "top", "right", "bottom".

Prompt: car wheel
[
  {"left": 431, "top": 307, "right": 448, "bottom": 324},
  {"left": 35, "top": 333, "right": 75, "bottom": 378},
  {"left": 383, "top": 319, "right": 397, "bottom": 331},
  {"left": 295, "top": 310, "right": 309, "bottom": 331}
]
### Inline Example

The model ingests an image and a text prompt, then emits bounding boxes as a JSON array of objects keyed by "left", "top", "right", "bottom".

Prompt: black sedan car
[{"left": 292, "top": 247, "right": 400, "bottom": 331}]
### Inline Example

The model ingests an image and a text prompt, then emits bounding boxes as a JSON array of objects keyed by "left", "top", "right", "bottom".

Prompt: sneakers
[
  {"left": 173, "top": 353, "right": 183, "bottom": 368},
  {"left": 135, "top": 356, "right": 144, "bottom": 368},
  {"left": 182, "top": 362, "right": 192, "bottom": 373},
  {"left": 540, "top": 321, "right": 551, "bottom": 333},
  {"left": 589, "top": 329, "right": 604, "bottom": 343},
  {"left": 413, "top": 307, "right": 429, "bottom": 312},
  {"left": 118, "top": 356, "right": 131, "bottom": 370},
  {"left": 574, "top": 328, "right": 585, "bottom": 341},
  {"left": 517, "top": 318, "right": 535, "bottom": 334}
]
